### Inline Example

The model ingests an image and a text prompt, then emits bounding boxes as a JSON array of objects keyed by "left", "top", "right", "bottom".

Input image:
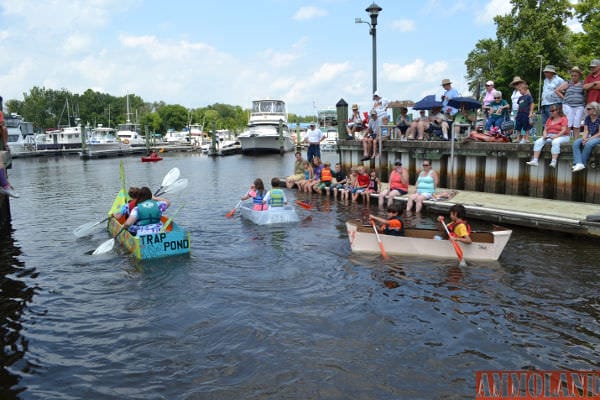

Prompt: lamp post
[
  {"left": 536, "top": 55, "right": 543, "bottom": 113},
  {"left": 355, "top": 2, "right": 382, "bottom": 94}
]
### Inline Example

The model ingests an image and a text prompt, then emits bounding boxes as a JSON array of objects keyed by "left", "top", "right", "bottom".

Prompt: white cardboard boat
[
  {"left": 346, "top": 220, "right": 512, "bottom": 261},
  {"left": 240, "top": 205, "right": 300, "bottom": 225}
]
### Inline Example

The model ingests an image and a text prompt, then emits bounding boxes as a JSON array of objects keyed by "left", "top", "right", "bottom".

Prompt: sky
[{"left": 0, "top": 0, "right": 519, "bottom": 118}]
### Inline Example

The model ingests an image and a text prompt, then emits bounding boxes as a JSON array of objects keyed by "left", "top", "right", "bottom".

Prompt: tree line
[
  {"left": 465, "top": 0, "right": 598, "bottom": 102},
  {"left": 4, "top": 87, "right": 316, "bottom": 135}
]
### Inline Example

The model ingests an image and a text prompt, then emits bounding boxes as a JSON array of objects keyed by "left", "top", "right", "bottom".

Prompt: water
[{"left": 1, "top": 152, "right": 599, "bottom": 399}]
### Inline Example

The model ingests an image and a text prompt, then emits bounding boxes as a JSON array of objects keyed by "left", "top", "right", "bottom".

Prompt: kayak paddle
[
  {"left": 154, "top": 167, "right": 180, "bottom": 195},
  {"left": 225, "top": 200, "right": 242, "bottom": 218},
  {"left": 371, "top": 220, "right": 389, "bottom": 260},
  {"left": 441, "top": 222, "right": 467, "bottom": 267},
  {"left": 73, "top": 216, "right": 112, "bottom": 238},
  {"left": 295, "top": 200, "right": 313, "bottom": 210},
  {"left": 92, "top": 226, "right": 127, "bottom": 255},
  {"left": 156, "top": 178, "right": 188, "bottom": 196}
]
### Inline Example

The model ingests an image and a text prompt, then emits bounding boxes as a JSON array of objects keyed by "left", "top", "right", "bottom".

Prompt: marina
[{"left": 1, "top": 153, "right": 599, "bottom": 399}]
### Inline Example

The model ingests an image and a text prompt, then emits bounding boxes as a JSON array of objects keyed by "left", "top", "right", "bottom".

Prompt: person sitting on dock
[
  {"left": 316, "top": 161, "right": 333, "bottom": 195},
  {"left": 437, "top": 204, "right": 472, "bottom": 244},
  {"left": 378, "top": 160, "right": 409, "bottom": 209},
  {"left": 369, "top": 204, "right": 405, "bottom": 236},
  {"left": 351, "top": 165, "right": 370, "bottom": 202},
  {"left": 483, "top": 90, "right": 510, "bottom": 132},
  {"left": 346, "top": 104, "right": 364, "bottom": 139},
  {"left": 286, "top": 152, "right": 305, "bottom": 189},
  {"left": 394, "top": 106, "right": 411, "bottom": 140},
  {"left": 262, "top": 177, "right": 288, "bottom": 208},
  {"left": 406, "top": 160, "right": 438, "bottom": 213},
  {"left": 362, "top": 168, "right": 380, "bottom": 206},
  {"left": 331, "top": 162, "right": 347, "bottom": 199},
  {"left": 526, "top": 105, "right": 569, "bottom": 168},
  {"left": 241, "top": 178, "right": 267, "bottom": 210},
  {"left": 572, "top": 101, "right": 600, "bottom": 172},
  {"left": 296, "top": 160, "right": 313, "bottom": 193},
  {"left": 122, "top": 186, "right": 170, "bottom": 235},
  {"left": 361, "top": 110, "right": 379, "bottom": 161}
]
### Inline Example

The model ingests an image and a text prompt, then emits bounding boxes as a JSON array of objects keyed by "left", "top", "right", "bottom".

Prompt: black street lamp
[{"left": 355, "top": 2, "right": 382, "bottom": 94}]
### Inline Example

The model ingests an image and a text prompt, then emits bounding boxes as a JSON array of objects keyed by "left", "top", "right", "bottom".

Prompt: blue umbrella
[
  {"left": 448, "top": 96, "right": 481, "bottom": 110},
  {"left": 412, "top": 95, "right": 443, "bottom": 110}
]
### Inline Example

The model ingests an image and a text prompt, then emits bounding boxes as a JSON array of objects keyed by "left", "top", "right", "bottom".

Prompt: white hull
[
  {"left": 239, "top": 99, "right": 294, "bottom": 154},
  {"left": 346, "top": 220, "right": 512, "bottom": 261},
  {"left": 240, "top": 205, "right": 299, "bottom": 225},
  {"left": 238, "top": 133, "right": 295, "bottom": 154}
]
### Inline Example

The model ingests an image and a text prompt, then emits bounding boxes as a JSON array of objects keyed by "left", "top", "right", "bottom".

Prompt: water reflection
[{"left": 0, "top": 221, "right": 37, "bottom": 399}]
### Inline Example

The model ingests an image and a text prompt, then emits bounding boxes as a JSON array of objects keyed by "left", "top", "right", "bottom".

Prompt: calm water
[{"left": 1, "top": 152, "right": 599, "bottom": 399}]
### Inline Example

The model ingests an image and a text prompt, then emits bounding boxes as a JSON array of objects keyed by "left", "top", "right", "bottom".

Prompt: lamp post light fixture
[{"left": 355, "top": 2, "right": 382, "bottom": 94}]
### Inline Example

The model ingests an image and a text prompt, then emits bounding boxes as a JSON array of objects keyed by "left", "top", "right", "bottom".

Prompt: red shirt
[
  {"left": 584, "top": 72, "right": 600, "bottom": 103},
  {"left": 356, "top": 173, "right": 370, "bottom": 188},
  {"left": 545, "top": 115, "right": 568, "bottom": 135}
]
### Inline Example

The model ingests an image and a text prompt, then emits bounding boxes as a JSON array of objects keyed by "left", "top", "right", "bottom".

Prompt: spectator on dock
[
  {"left": 526, "top": 105, "right": 569, "bottom": 168},
  {"left": 346, "top": 104, "right": 364, "bottom": 139},
  {"left": 394, "top": 106, "right": 411, "bottom": 140},
  {"left": 296, "top": 160, "right": 314, "bottom": 193},
  {"left": 441, "top": 78, "right": 460, "bottom": 117},
  {"left": 406, "top": 160, "right": 438, "bottom": 213},
  {"left": 361, "top": 110, "right": 379, "bottom": 161},
  {"left": 372, "top": 91, "right": 389, "bottom": 124},
  {"left": 286, "top": 151, "right": 305, "bottom": 189},
  {"left": 425, "top": 106, "right": 450, "bottom": 140},
  {"left": 483, "top": 90, "right": 510, "bottom": 132},
  {"left": 371, "top": 114, "right": 391, "bottom": 159},
  {"left": 362, "top": 169, "right": 380, "bottom": 206},
  {"left": 341, "top": 168, "right": 357, "bottom": 202},
  {"left": 572, "top": 102, "right": 600, "bottom": 172},
  {"left": 583, "top": 59, "right": 600, "bottom": 104},
  {"left": 309, "top": 156, "right": 323, "bottom": 193},
  {"left": 316, "top": 161, "right": 333, "bottom": 195},
  {"left": 351, "top": 165, "right": 370, "bottom": 202},
  {"left": 483, "top": 80, "right": 495, "bottom": 108},
  {"left": 452, "top": 103, "right": 477, "bottom": 139},
  {"left": 541, "top": 65, "right": 565, "bottom": 125},
  {"left": 407, "top": 110, "right": 428, "bottom": 140},
  {"left": 303, "top": 123, "right": 325, "bottom": 163},
  {"left": 378, "top": 160, "right": 409, "bottom": 209},
  {"left": 514, "top": 84, "right": 535, "bottom": 144},
  {"left": 331, "top": 162, "right": 347, "bottom": 199},
  {"left": 510, "top": 76, "right": 526, "bottom": 117},
  {"left": 555, "top": 66, "right": 586, "bottom": 139}
]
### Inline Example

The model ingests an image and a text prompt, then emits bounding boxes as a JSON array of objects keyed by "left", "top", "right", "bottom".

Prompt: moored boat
[
  {"left": 107, "top": 189, "right": 190, "bottom": 259},
  {"left": 141, "top": 154, "right": 163, "bottom": 162},
  {"left": 5, "top": 113, "right": 36, "bottom": 156},
  {"left": 346, "top": 220, "right": 512, "bottom": 261},
  {"left": 240, "top": 204, "right": 299, "bottom": 225},
  {"left": 237, "top": 99, "right": 295, "bottom": 154}
]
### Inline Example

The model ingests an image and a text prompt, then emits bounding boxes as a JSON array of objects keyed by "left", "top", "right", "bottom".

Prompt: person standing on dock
[
  {"left": 303, "top": 123, "right": 324, "bottom": 163},
  {"left": 541, "top": 65, "right": 565, "bottom": 125},
  {"left": 583, "top": 59, "right": 600, "bottom": 104}
]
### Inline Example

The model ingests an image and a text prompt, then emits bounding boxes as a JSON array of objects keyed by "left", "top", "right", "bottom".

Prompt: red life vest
[
  {"left": 447, "top": 219, "right": 471, "bottom": 238},
  {"left": 321, "top": 167, "right": 333, "bottom": 182}
]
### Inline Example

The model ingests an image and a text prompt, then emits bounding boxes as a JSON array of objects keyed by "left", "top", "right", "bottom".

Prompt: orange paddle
[
  {"left": 371, "top": 220, "right": 389, "bottom": 260},
  {"left": 225, "top": 200, "right": 242, "bottom": 218},
  {"left": 442, "top": 221, "right": 465, "bottom": 265},
  {"left": 295, "top": 200, "right": 313, "bottom": 210}
]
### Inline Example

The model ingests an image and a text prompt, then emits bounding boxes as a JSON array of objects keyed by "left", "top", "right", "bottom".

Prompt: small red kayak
[{"left": 141, "top": 154, "right": 163, "bottom": 162}]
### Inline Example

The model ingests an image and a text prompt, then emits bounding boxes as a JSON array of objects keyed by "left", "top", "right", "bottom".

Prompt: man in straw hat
[
  {"left": 541, "top": 64, "right": 565, "bottom": 124},
  {"left": 583, "top": 59, "right": 600, "bottom": 104},
  {"left": 441, "top": 78, "right": 459, "bottom": 117},
  {"left": 346, "top": 103, "right": 363, "bottom": 139},
  {"left": 555, "top": 66, "right": 586, "bottom": 138}
]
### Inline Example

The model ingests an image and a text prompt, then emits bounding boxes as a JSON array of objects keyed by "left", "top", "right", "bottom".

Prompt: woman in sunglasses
[
  {"left": 572, "top": 102, "right": 600, "bottom": 172},
  {"left": 526, "top": 106, "right": 569, "bottom": 168},
  {"left": 406, "top": 160, "right": 438, "bottom": 213}
]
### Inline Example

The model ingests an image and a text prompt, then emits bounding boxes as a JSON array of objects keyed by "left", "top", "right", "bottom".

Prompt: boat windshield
[{"left": 252, "top": 100, "right": 286, "bottom": 114}]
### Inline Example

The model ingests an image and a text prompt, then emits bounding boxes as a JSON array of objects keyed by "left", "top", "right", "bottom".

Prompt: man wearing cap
[
  {"left": 346, "top": 104, "right": 363, "bottom": 139},
  {"left": 541, "top": 64, "right": 565, "bottom": 124},
  {"left": 441, "top": 78, "right": 460, "bottom": 117},
  {"left": 583, "top": 59, "right": 600, "bottom": 104},
  {"left": 361, "top": 110, "right": 379, "bottom": 161},
  {"left": 303, "top": 122, "right": 325, "bottom": 163},
  {"left": 372, "top": 91, "right": 389, "bottom": 124}
]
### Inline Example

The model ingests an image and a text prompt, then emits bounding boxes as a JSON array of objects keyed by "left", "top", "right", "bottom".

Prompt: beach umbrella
[
  {"left": 412, "top": 95, "right": 442, "bottom": 110},
  {"left": 447, "top": 96, "right": 482, "bottom": 110}
]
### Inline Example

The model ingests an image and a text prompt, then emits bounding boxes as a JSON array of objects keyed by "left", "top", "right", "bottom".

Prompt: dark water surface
[{"left": 1, "top": 153, "right": 599, "bottom": 399}]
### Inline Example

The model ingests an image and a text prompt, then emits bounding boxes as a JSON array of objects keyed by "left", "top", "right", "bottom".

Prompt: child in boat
[
  {"left": 331, "top": 162, "right": 347, "bottom": 199},
  {"left": 351, "top": 165, "right": 370, "bottom": 202},
  {"left": 316, "top": 161, "right": 333, "bottom": 195},
  {"left": 241, "top": 178, "right": 266, "bottom": 211},
  {"left": 113, "top": 186, "right": 141, "bottom": 221},
  {"left": 369, "top": 204, "right": 405, "bottom": 236},
  {"left": 262, "top": 177, "right": 288, "bottom": 208},
  {"left": 362, "top": 168, "right": 380, "bottom": 206},
  {"left": 437, "top": 204, "right": 472, "bottom": 244},
  {"left": 123, "top": 186, "right": 170, "bottom": 235}
]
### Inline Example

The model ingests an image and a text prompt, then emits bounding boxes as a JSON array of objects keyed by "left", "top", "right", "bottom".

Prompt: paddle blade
[
  {"left": 154, "top": 167, "right": 181, "bottom": 195},
  {"left": 225, "top": 200, "right": 242, "bottom": 218},
  {"left": 295, "top": 200, "right": 312, "bottom": 210},
  {"left": 371, "top": 221, "right": 390, "bottom": 260},
  {"left": 92, "top": 238, "right": 115, "bottom": 255},
  {"left": 157, "top": 178, "right": 188, "bottom": 196},
  {"left": 73, "top": 216, "right": 111, "bottom": 237}
]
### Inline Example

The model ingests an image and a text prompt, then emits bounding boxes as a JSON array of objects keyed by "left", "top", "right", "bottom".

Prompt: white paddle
[{"left": 154, "top": 167, "right": 180, "bottom": 195}]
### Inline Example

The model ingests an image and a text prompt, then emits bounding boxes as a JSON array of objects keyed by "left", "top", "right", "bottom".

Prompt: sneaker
[
  {"left": 572, "top": 164, "right": 585, "bottom": 172},
  {"left": 549, "top": 160, "right": 557, "bottom": 168},
  {"left": 526, "top": 160, "right": 538, "bottom": 167},
  {"left": 0, "top": 185, "right": 19, "bottom": 198},
  {"left": 519, "top": 139, "right": 527, "bottom": 144}
]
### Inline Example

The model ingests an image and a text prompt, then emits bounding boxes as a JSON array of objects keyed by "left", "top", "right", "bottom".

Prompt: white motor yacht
[
  {"left": 237, "top": 99, "right": 295, "bottom": 154},
  {"left": 5, "top": 113, "right": 36, "bottom": 155}
]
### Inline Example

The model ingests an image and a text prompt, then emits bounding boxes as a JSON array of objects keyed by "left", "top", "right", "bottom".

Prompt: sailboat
[
  {"left": 36, "top": 98, "right": 84, "bottom": 150},
  {"left": 115, "top": 95, "right": 145, "bottom": 146}
]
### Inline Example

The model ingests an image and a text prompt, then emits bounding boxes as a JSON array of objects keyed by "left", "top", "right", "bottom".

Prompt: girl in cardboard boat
[{"left": 122, "top": 186, "right": 170, "bottom": 235}]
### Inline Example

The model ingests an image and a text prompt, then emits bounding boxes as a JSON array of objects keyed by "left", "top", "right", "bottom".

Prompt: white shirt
[{"left": 304, "top": 127, "right": 325, "bottom": 144}]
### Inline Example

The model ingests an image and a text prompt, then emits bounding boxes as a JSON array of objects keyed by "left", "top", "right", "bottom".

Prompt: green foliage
[{"left": 465, "top": 0, "right": 594, "bottom": 104}]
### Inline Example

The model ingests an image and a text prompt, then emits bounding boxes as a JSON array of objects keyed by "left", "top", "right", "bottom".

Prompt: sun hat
[
  {"left": 370, "top": 109, "right": 378, "bottom": 115},
  {"left": 309, "top": 122, "right": 315, "bottom": 126},
  {"left": 570, "top": 66, "right": 583, "bottom": 75},
  {"left": 441, "top": 78, "right": 452, "bottom": 86},
  {"left": 372, "top": 91, "right": 380, "bottom": 99},
  {"left": 485, "top": 80, "right": 494, "bottom": 86},
  {"left": 351, "top": 103, "right": 358, "bottom": 110},
  {"left": 543, "top": 65, "right": 556, "bottom": 73},
  {"left": 590, "top": 59, "right": 600, "bottom": 68},
  {"left": 394, "top": 160, "right": 402, "bottom": 166},
  {"left": 510, "top": 76, "right": 525, "bottom": 86}
]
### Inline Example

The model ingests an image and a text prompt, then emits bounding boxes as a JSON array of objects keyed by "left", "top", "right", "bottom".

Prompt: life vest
[
  {"left": 447, "top": 219, "right": 471, "bottom": 238},
  {"left": 268, "top": 189, "right": 285, "bottom": 207},
  {"left": 383, "top": 216, "right": 404, "bottom": 236},
  {"left": 253, "top": 190, "right": 266, "bottom": 210},
  {"left": 136, "top": 200, "right": 161, "bottom": 226},
  {"left": 127, "top": 199, "right": 137, "bottom": 214},
  {"left": 321, "top": 168, "right": 332, "bottom": 182}
]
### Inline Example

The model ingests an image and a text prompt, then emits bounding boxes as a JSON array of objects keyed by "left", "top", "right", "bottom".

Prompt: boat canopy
[{"left": 252, "top": 100, "right": 286, "bottom": 114}]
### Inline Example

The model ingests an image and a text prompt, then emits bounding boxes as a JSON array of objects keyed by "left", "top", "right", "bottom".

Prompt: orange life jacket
[{"left": 321, "top": 167, "right": 333, "bottom": 182}]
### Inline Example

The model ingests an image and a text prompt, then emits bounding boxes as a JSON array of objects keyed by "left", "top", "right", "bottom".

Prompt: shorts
[
  {"left": 390, "top": 188, "right": 408, "bottom": 195},
  {"left": 352, "top": 188, "right": 366, "bottom": 194},
  {"left": 317, "top": 181, "right": 332, "bottom": 189},
  {"left": 416, "top": 192, "right": 433, "bottom": 199},
  {"left": 515, "top": 113, "right": 531, "bottom": 132},
  {"left": 287, "top": 173, "right": 304, "bottom": 182}
]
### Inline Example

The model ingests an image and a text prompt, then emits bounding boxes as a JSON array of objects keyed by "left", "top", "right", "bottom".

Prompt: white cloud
[
  {"left": 476, "top": 0, "right": 512, "bottom": 25},
  {"left": 293, "top": 6, "right": 328, "bottom": 20},
  {"left": 63, "top": 33, "right": 92, "bottom": 55},
  {"left": 391, "top": 19, "right": 416, "bottom": 32},
  {"left": 383, "top": 59, "right": 448, "bottom": 83}
]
